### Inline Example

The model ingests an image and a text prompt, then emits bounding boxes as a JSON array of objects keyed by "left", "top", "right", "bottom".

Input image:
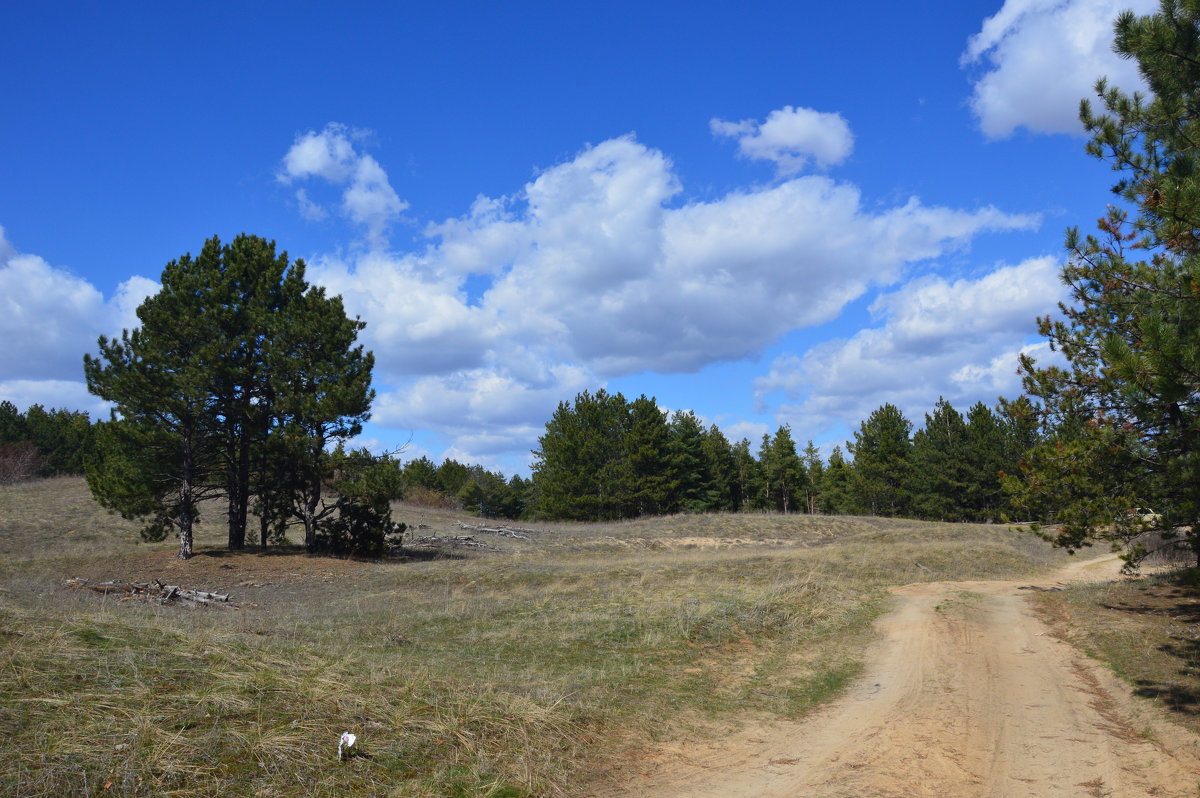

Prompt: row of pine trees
[
  {"left": 2, "top": 388, "right": 1043, "bottom": 525},
  {"left": 528, "top": 390, "right": 1043, "bottom": 523},
  {"left": 0, "top": 401, "right": 94, "bottom": 483}
]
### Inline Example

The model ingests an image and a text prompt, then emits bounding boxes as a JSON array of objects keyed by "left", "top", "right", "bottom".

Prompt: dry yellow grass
[{"left": 0, "top": 478, "right": 1070, "bottom": 796}]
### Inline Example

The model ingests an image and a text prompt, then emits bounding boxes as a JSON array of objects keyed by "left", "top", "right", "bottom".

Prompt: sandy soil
[{"left": 599, "top": 554, "right": 1200, "bottom": 797}]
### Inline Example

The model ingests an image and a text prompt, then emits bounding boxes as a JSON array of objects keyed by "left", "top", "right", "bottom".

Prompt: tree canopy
[
  {"left": 1009, "top": 0, "right": 1200, "bottom": 568},
  {"left": 84, "top": 234, "right": 379, "bottom": 559}
]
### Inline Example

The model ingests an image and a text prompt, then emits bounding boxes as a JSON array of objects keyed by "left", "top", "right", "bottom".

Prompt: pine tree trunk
[
  {"left": 178, "top": 425, "right": 195, "bottom": 560},
  {"left": 227, "top": 437, "right": 250, "bottom": 550},
  {"left": 303, "top": 464, "right": 321, "bottom": 552}
]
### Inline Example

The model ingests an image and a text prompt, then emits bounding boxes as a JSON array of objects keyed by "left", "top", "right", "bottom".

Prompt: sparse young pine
[{"left": 1012, "top": 0, "right": 1200, "bottom": 567}]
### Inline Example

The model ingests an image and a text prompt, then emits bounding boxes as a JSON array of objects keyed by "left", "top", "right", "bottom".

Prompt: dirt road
[{"left": 605, "top": 554, "right": 1200, "bottom": 797}]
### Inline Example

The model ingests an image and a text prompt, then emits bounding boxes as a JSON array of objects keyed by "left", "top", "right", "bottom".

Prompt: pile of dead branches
[
  {"left": 453, "top": 521, "right": 538, "bottom": 540},
  {"left": 66, "top": 578, "right": 231, "bottom": 608},
  {"left": 408, "top": 534, "right": 501, "bottom": 551}
]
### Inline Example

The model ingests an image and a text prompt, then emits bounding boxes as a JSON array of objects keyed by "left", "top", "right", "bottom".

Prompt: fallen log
[
  {"left": 453, "top": 521, "right": 537, "bottom": 540},
  {"left": 66, "top": 578, "right": 231, "bottom": 608},
  {"left": 409, "top": 534, "right": 501, "bottom": 552}
]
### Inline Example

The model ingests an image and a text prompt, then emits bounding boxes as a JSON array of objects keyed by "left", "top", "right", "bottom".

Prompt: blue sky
[{"left": 0, "top": 0, "right": 1158, "bottom": 474}]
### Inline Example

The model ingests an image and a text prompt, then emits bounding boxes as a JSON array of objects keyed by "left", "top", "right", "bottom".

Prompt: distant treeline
[
  {"left": 2, "top": 389, "right": 1043, "bottom": 525},
  {"left": 0, "top": 399, "right": 531, "bottom": 519},
  {"left": 527, "top": 390, "right": 1043, "bottom": 523},
  {"left": 0, "top": 401, "right": 94, "bottom": 484}
]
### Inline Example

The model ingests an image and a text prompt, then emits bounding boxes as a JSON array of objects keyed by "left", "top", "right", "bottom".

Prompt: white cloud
[
  {"left": 962, "top": 0, "right": 1157, "bottom": 138},
  {"left": 287, "top": 129, "right": 1039, "bottom": 462},
  {"left": 0, "top": 233, "right": 155, "bottom": 385},
  {"left": 757, "top": 256, "right": 1068, "bottom": 433},
  {"left": 0, "top": 379, "right": 111, "bottom": 416},
  {"left": 280, "top": 123, "right": 358, "bottom": 181},
  {"left": 723, "top": 420, "right": 771, "bottom": 445},
  {"left": 280, "top": 123, "right": 407, "bottom": 247},
  {"left": 295, "top": 188, "right": 328, "bottom": 222},
  {"left": 711, "top": 106, "right": 854, "bottom": 174}
]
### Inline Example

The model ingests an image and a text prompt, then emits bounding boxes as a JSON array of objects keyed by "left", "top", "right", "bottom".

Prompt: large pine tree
[
  {"left": 531, "top": 390, "right": 630, "bottom": 521},
  {"left": 849, "top": 404, "right": 913, "bottom": 517},
  {"left": 1013, "top": 0, "right": 1200, "bottom": 567},
  {"left": 909, "top": 398, "right": 969, "bottom": 521},
  {"left": 85, "top": 235, "right": 375, "bottom": 558}
]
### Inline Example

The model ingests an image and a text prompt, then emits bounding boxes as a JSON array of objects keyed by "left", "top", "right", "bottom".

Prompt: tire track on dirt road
[{"left": 601, "top": 554, "right": 1200, "bottom": 797}]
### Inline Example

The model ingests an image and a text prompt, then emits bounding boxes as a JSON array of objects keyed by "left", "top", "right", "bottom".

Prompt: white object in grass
[{"left": 338, "top": 732, "right": 357, "bottom": 761}]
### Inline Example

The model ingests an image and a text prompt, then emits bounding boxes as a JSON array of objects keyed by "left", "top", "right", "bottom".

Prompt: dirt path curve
[{"left": 601, "top": 554, "right": 1200, "bottom": 798}]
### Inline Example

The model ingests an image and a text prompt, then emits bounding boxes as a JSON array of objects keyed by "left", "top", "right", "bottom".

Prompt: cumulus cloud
[
  {"left": 756, "top": 256, "right": 1068, "bottom": 433},
  {"left": 962, "top": 0, "right": 1157, "bottom": 138},
  {"left": 280, "top": 123, "right": 407, "bottom": 247},
  {"left": 711, "top": 106, "right": 854, "bottom": 174},
  {"left": 0, "top": 232, "right": 154, "bottom": 383},
  {"left": 0, "top": 228, "right": 156, "bottom": 414},
  {"left": 283, "top": 124, "right": 1039, "bottom": 462}
]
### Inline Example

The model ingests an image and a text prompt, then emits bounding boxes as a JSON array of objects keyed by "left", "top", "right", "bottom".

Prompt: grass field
[{"left": 0, "top": 477, "right": 1072, "bottom": 797}]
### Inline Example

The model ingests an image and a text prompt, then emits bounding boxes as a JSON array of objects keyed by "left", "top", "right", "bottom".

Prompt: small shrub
[
  {"left": 405, "top": 484, "right": 460, "bottom": 510},
  {"left": 0, "top": 441, "right": 45, "bottom": 485},
  {"left": 313, "top": 496, "right": 393, "bottom": 557}
]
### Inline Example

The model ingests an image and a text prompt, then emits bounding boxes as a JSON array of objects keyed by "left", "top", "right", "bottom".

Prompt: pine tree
[
  {"left": 1012, "top": 1, "right": 1200, "bottom": 566},
  {"left": 701, "top": 424, "right": 736, "bottom": 511},
  {"left": 849, "top": 404, "right": 913, "bottom": 517},
  {"left": 531, "top": 389, "right": 630, "bottom": 520},
  {"left": 669, "top": 410, "right": 709, "bottom": 512},
  {"left": 269, "top": 276, "right": 374, "bottom": 552},
  {"left": 624, "top": 396, "right": 676, "bottom": 516},
  {"left": 802, "top": 441, "right": 824, "bottom": 514},
  {"left": 908, "top": 398, "right": 969, "bottom": 521},
  {"left": 85, "top": 242, "right": 227, "bottom": 558},
  {"left": 962, "top": 402, "right": 1007, "bottom": 521},
  {"left": 730, "top": 437, "right": 759, "bottom": 512},
  {"left": 761, "top": 425, "right": 806, "bottom": 513},
  {"left": 821, "top": 445, "right": 857, "bottom": 515},
  {"left": 85, "top": 235, "right": 375, "bottom": 558},
  {"left": 207, "top": 235, "right": 299, "bottom": 550}
]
